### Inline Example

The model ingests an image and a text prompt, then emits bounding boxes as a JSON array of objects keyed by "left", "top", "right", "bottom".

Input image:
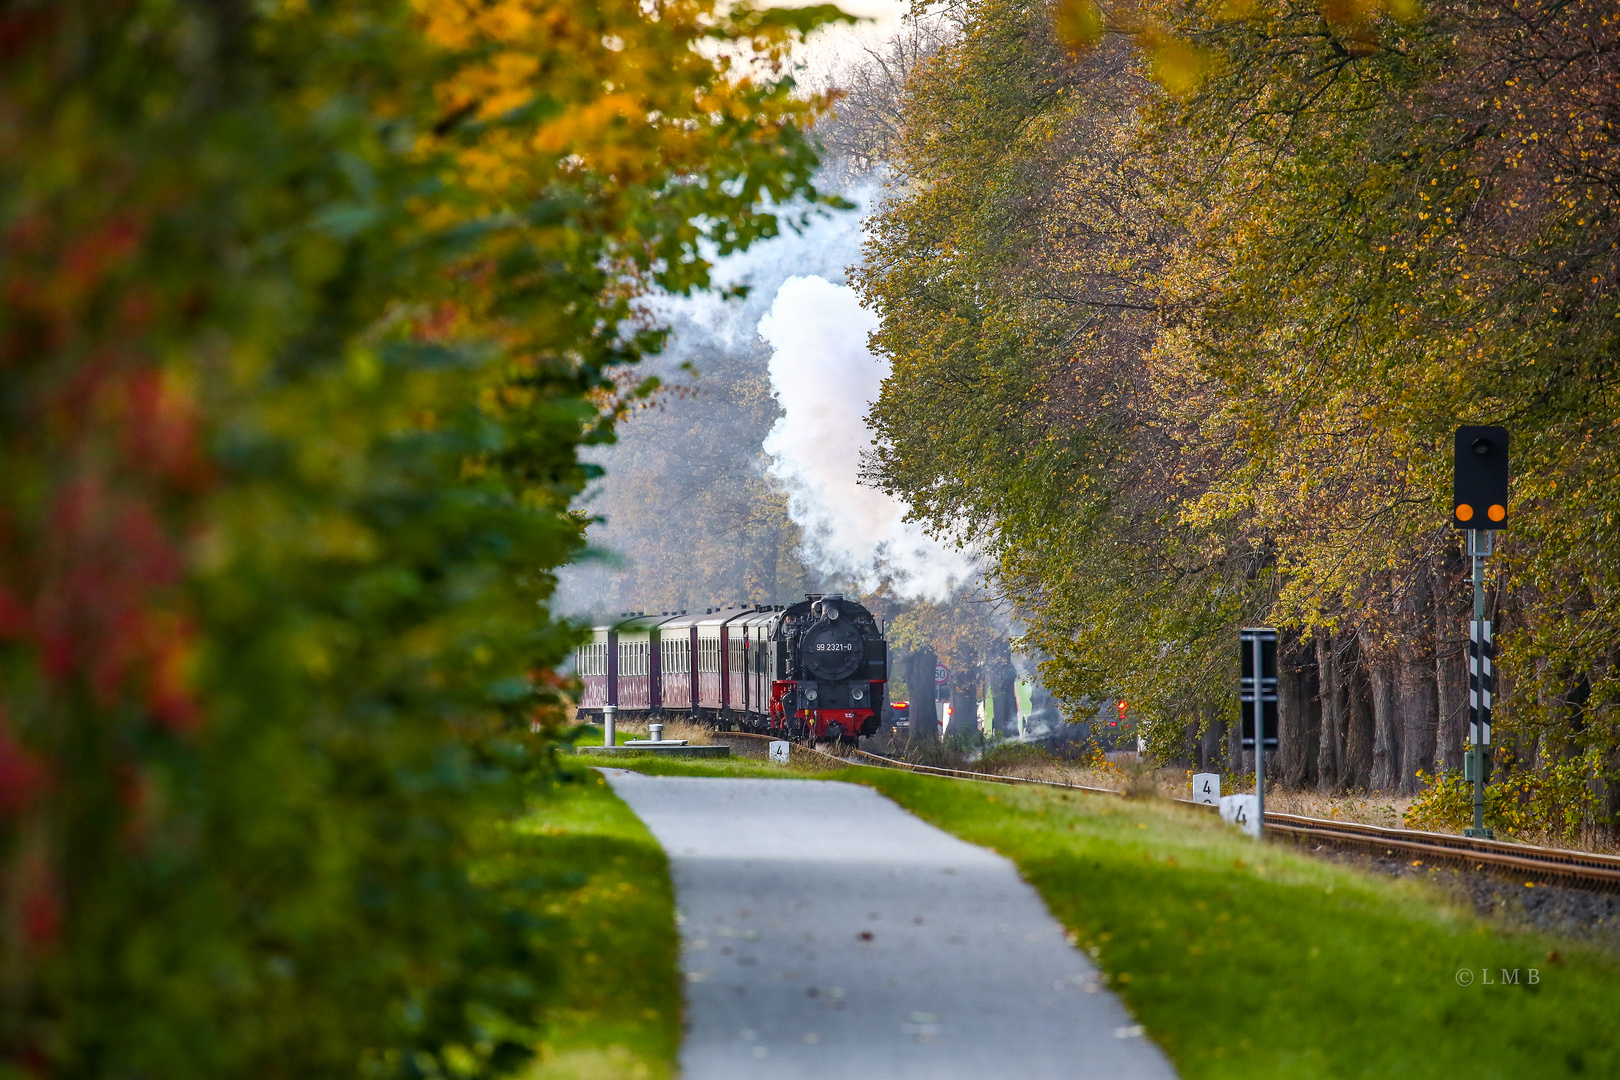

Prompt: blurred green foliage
[{"left": 0, "top": 0, "right": 841, "bottom": 1074}]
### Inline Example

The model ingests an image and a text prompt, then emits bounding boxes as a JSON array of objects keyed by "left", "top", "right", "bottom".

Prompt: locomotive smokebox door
[{"left": 802, "top": 616, "right": 863, "bottom": 681}]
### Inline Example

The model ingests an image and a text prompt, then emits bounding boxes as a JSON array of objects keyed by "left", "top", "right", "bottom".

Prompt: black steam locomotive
[{"left": 575, "top": 593, "right": 887, "bottom": 744}]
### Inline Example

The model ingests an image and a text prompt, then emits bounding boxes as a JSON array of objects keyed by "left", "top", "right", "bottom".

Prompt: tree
[
  {"left": 560, "top": 339, "right": 827, "bottom": 616},
  {"left": 853, "top": 0, "right": 1620, "bottom": 834}
]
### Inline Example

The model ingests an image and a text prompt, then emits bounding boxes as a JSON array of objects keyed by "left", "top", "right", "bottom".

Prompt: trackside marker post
[
  {"left": 1219, "top": 794, "right": 1260, "bottom": 837},
  {"left": 1192, "top": 773, "right": 1220, "bottom": 805}
]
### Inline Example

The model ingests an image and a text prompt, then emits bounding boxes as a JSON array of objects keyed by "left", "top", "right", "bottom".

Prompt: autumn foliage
[{"left": 854, "top": 0, "right": 1620, "bottom": 838}]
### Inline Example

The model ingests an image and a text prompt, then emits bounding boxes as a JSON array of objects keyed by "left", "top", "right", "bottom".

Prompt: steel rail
[{"left": 705, "top": 729, "right": 1620, "bottom": 891}]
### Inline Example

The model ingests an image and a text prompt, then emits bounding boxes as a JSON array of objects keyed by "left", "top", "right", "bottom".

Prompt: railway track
[{"left": 709, "top": 730, "right": 1620, "bottom": 892}]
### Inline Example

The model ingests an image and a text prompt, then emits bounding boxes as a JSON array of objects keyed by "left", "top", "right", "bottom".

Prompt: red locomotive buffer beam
[{"left": 769, "top": 681, "right": 880, "bottom": 741}]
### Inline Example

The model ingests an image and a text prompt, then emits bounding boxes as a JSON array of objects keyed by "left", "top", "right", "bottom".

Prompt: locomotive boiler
[{"left": 575, "top": 593, "right": 887, "bottom": 744}]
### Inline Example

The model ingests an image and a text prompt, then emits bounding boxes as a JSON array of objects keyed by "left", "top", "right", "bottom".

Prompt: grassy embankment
[
  {"left": 516, "top": 764, "right": 682, "bottom": 1080},
  {"left": 574, "top": 740, "right": 1619, "bottom": 1079}
]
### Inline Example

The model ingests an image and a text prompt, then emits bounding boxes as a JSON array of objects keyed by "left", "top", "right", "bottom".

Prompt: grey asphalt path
[{"left": 601, "top": 770, "right": 1178, "bottom": 1080}]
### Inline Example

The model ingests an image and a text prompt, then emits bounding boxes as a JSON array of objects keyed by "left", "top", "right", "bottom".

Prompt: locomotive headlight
[
  {"left": 852, "top": 688, "right": 865, "bottom": 701},
  {"left": 806, "top": 688, "right": 818, "bottom": 701}
]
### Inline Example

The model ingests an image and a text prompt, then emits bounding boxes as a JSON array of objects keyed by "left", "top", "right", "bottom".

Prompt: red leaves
[
  {"left": 142, "top": 614, "right": 202, "bottom": 735},
  {"left": 0, "top": 200, "right": 212, "bottom": 737},
  {"left": 26, "top": 480, "right": 203, "bottom": 731},
  {"left": 120, "top": 369, "right": 214, "bottom": 495},
  {"left": 0, "top": 7, "right": 58, "bottom": 64},
  {"left": 22, "top": 885, "right": 61, "bottom": 948},
  {"left": 61, "top": 217, "right": 142, "bottom": 293},
  {"left": 0, "top": 587, "right": 27, "bottom": 638},
  {"left": 0, "top": 715, "right": 47, "bottom": 818}
]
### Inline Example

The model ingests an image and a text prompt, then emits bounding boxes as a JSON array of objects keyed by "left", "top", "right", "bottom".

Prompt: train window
[{"left": 580, "top": 642, "right": 599, "bottom": 678}]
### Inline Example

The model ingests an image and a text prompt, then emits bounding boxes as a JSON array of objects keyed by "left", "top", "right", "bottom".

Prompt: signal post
[{"left": 1452, "top": 426, "right": 1508, "bottom": 839}]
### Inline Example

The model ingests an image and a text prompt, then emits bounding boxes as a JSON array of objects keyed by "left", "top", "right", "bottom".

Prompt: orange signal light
[
  {"left": 1487, "top": 504, "right": 1505, "bottom": 522},
  {"left": 1455, "top": 503, "right": 1475, "bottom": 522}
]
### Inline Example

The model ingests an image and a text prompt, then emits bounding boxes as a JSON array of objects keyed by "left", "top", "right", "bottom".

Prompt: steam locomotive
[{"left": 574, "top": 594, "right": 888, "bottom": 744}]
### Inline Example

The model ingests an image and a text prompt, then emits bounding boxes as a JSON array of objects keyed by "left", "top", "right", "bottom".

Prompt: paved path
[{"left": 601, "top": 771, "right": 1178, "bottom": 1080}]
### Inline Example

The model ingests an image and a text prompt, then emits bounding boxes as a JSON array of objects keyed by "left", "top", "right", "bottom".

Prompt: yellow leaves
[
  {"left": 1050, "top": 3, "right": 1212, "bottom": 99},
  {"left": 1051, "top": 0, "right": 1104, "bottom": 51},
  {"left": 1145, "top": 33, "right": 1210, "bottom": 100},
  {"left": 309, "top": 515, "right": 380, "bottom": 563},
  {"left": 415, "top": 0, "right": 829, "bottom": 205}
]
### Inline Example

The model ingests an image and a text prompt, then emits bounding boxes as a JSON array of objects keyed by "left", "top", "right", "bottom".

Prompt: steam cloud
[{"left": 759, "top": 276, "right": 975, "bottom": 600}]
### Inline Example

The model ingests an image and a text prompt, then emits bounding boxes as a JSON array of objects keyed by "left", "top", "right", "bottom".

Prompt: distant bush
[
  {"left": 1406, "top": 753, "right": 1606, "bottom": 846},
  {"left": 976, "top": 742, "right": 1052, "bottom": 775}
]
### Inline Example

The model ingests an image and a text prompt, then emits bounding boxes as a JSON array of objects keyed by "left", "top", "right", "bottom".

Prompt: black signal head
[{"left": 1453, "top": 425, "right": 1509, "bottom": 530}]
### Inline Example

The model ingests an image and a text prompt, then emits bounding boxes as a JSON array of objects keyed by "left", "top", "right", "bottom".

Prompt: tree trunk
[
  {"left": 1607, "top": 746, "right": 1620, "bottom": 847},
  {"left": 1397, "top": 561, "right": 1439, "bottom": 795},
  {"left": 1368, "top": 643, "right": 1400, "bottom": 793},
  {"left": 1278, "top": 633, "right": 1313, "bottom": 787},
  {"left": 907, "top": 650, "right": 937, "bottom": 743},
  {"left": 1201, "top": 710, "right": 1227, "bottom": 771},
  {"left": 1434, "top": 546, "right": 1470, "bottom": 772},
  {"left": 1177, "top": 720, "right": 1198, "bottom": 769},
  {"left": 948, "top": 670, "right": 978, "bottom": 741},
  {"left": 1305, "top": 649, "right": 1321, "bottom": 784},
  {"left": 1316, "top": 632, "right": 1344, "bottom": 792},
  {"left": 1228, "top": 714, "right": 1246, "bottom": 777},
  {"left": 988, "top": 643, "right": 1017, "bottom": 738},
  {"left": 1343, "top": 643, "right": 1375, "bottom": 790}
]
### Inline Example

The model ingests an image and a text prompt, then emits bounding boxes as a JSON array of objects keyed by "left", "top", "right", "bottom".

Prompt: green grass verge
[
  {"left": 605, "top": 754, "right": 1619, "bottom": 1079},
  {"left": 515, "top": 765, "right": 681, "bottom": 1079},
  {"left": 565, "top": 724, "right": 840, "bottom": 780},
  {"left": 852, "top": 766, "right": 1619, "bottom": 1080}
]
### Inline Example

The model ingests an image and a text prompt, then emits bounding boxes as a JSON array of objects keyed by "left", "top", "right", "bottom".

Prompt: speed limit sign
[{"left": 934, "top": 664, "right": 950, "bottom": 685}]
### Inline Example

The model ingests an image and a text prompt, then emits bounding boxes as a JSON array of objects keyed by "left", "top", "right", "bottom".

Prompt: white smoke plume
[
  {"left": 759, "top": 276, "right": 975, "bottom": 600},
  {"left": 638, "top": 193, "right": 873, "bottom": 364},
  {"left": 555, "top": 4, "right": 969, "bottom": 615}
]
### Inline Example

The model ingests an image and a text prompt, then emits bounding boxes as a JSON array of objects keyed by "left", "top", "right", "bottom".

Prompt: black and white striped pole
[
  {"left": 1453, "top": 426, "right": 1507, "bottom": 840},
  {"left": 1466, "top": 532, "right": 1494, "bottom": 838}
]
